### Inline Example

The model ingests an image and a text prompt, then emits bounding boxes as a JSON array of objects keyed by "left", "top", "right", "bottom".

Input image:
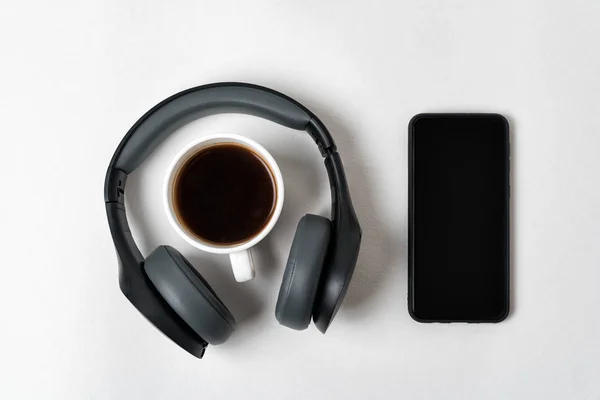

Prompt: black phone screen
[{"left": 408, "top": 114, "right": 509, "bottom": 322}]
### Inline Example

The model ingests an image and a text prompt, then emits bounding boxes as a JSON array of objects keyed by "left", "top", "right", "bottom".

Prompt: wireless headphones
[{"left": 104, "top": 82, "right": 362, "bottom": 358}]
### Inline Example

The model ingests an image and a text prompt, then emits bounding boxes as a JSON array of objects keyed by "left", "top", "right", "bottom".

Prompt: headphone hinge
[{"left": 307, "top": 118, "right": 337, "bottom": 157}]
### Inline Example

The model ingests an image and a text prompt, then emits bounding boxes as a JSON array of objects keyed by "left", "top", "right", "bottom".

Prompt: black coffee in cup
[{"left": 173, "top": 143, "right": 277, "bottom": 245}]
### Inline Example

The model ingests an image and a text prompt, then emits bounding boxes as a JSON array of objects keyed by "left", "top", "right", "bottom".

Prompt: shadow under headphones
[{"left": 104, "top": 82, "right": 362, "bottom": 358}]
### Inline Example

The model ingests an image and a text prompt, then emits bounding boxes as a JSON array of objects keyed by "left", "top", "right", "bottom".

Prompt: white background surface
[{"left": 1, "top": 1, "right": 599, "bottom": 399}]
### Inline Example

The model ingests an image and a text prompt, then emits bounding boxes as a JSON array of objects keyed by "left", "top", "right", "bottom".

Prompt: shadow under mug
[{"left": 163, "top": 133, "right": 285, "bottom": 282}]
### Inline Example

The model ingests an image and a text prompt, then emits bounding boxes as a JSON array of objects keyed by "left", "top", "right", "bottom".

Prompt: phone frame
[{"left": 408, "top": 113, "right": 510, "bottom": 323}]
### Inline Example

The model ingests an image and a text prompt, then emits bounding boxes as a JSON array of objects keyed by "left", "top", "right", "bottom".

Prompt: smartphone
[{"left": 408, "top": 114, "right": 510, "bottom": 322}]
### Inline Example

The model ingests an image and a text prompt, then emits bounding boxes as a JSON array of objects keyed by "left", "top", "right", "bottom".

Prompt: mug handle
[{"left": 229, "top": 250, "right": 255, "bottom": 282}]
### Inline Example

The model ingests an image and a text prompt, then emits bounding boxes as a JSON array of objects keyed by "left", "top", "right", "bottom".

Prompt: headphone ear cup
[
  {"left": 276, "top": 214, "right": 331, "bottom": 330},
  {"left": 144, "top": 245, "right": 236, "bottom": 345}
]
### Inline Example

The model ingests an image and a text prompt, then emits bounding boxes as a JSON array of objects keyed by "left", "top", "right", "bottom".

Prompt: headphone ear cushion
[
  {"left": 276, "top": 214, "right": 331, "bottom": 330},
  {"left": 144, "top": 246, "right": 236, "bottom": 345}
]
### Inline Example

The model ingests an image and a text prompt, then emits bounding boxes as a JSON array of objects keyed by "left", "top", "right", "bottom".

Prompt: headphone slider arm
[{"left": 104, "top": 167, "right": 128, "bottom": 204}]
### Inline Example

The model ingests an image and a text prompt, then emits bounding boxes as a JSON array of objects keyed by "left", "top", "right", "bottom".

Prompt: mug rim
[{"left": 163, "top": 133, "right": 285, "bottom": 254}]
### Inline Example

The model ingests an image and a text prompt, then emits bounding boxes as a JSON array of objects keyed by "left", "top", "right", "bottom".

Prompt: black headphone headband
[
  {"left": 106, "top": 82, "right": 336, "bottom": 176},
  {"left": 104, "top": 83, "right": 360, "bottom": 357}
]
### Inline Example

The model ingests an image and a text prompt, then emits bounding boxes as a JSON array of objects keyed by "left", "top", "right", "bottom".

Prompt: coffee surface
[{"left": 173, "top": 143, "right": 276, "bottom": 245}]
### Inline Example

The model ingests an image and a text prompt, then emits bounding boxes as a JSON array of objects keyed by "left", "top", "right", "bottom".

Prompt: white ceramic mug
[{"left": 164, "top": 133, "right": 284, "bottom": 282}]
